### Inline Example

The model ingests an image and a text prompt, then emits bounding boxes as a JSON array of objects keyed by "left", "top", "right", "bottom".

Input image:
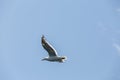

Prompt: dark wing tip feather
[{"left": 42, "top": 35, "right": 45, "bottom": 38}]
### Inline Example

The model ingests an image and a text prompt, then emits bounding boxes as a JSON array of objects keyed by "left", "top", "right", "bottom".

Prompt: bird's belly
[{"left": 48, "top": 57, "right": 61, "bottom": 61}]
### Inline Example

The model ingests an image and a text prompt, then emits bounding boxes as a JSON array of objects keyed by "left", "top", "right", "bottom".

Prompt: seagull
[{"left": 41, "top": 35, "right": 67, "bottom": 62}]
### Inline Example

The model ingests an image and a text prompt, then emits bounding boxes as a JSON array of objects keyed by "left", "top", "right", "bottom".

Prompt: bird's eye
[{"left": 62, "top": 57, "right": 65, "bottom": 59}]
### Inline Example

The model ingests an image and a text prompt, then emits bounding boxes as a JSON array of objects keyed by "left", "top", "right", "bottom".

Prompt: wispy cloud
[
  {"left": 116, "top": 8, "right": 120, "bottom": 16},
  {"left": 113, "top": 43, "right": 120, "bottom": 56},
  {"left": 97, "top": 21, "right": 107, "bottom": 31},
  {"left": 116, "top": 8, "right": 120, "bottom": 12}
]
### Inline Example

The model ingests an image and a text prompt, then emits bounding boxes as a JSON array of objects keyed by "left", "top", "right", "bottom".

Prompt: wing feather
[{"left": 41, "top": 35, "right": 58, "bottom": 57}]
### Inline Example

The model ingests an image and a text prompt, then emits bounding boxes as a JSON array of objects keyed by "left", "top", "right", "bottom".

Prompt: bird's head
[
  {"left": 61, "top": 56, "right": 67, "bottom": 60},
  {"left": 58, "top": 56, "right": 67, "bottom": 63}
]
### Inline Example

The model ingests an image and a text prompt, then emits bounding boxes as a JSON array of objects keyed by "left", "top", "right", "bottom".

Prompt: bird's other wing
[{"left": 41, "top": 35, "right": 58, "bottom": 57}]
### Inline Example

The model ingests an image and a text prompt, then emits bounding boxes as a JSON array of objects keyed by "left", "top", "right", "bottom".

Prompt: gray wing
[{"left": 41, "top": 35, "right": 58, "bottom": 57}]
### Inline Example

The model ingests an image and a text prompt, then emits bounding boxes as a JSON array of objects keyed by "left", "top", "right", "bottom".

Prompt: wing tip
[
  {"left": 41, "top": 35, "right": 45, "bottom": 44},
  {"left": 42, "top": 35, "right": 45, "bottom": 38}
]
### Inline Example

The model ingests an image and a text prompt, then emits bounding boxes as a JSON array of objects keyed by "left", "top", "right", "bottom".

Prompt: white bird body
[
  {"left": 42, "top": 56, "right": 66, "bottom": 62},
  {"left": 41, "top": 35, "right": 67, "bottom": 63}
]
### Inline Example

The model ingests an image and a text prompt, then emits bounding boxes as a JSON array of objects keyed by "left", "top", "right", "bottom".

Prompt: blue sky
[{"left": 0, "top": 0, "right": 120, "bottom": 80}]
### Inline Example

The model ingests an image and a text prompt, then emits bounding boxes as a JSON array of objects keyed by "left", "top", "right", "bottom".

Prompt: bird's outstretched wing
[{"left": 41, "top": 35, "right": 58, "bottom": 57}]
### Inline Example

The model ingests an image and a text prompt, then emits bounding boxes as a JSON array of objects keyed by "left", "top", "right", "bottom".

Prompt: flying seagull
[{"left": 41, "top": 35, "right": 67, "bottom": 62}]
